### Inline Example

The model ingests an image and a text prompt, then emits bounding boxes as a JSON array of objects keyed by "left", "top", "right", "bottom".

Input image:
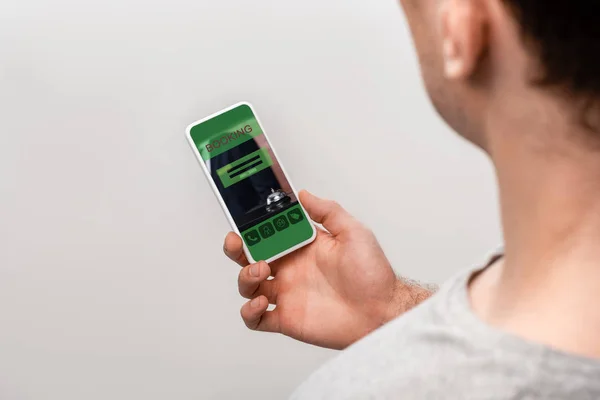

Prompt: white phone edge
[{"left": 185, "top": 101, "right": 317, "bottom": 265}]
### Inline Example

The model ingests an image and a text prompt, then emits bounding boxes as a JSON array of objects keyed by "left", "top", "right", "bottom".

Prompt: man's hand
[{"left": 224, "top": 191, "right": 433, "bottom": 350}]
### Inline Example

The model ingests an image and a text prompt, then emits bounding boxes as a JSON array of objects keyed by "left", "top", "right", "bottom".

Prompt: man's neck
[{"left": 470, "top": 95, "right": 600, "bottom": 358}]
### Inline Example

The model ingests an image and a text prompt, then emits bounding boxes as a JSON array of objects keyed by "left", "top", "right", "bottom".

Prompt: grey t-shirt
[{"left": 291, "top": 259, "right": 600, "bottom": 399}]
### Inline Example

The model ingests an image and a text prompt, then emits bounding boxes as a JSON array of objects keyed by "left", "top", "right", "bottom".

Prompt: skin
[
  {"left": 227, "top": 0, "right": 600, "bottom": 358},
  {"left": 225, "top": 190, "right": 432, "bottom": 350}
]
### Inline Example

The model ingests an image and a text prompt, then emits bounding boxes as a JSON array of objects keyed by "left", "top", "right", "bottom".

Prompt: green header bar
[{"left": 189, "top": 104, "right": 263, "bottom": 161}]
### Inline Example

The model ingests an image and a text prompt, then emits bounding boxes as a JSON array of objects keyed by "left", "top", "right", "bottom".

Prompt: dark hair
[{"left": 504, "top": 1, "right": 600, "bottom": 102}]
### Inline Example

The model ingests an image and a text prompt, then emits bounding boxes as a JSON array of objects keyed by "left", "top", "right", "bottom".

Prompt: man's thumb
[{"left": 299, "top": 190, "right": 355, "bottom": 236}]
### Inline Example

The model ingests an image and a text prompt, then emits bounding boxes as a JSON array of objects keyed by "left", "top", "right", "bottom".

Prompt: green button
[
  {"left": 287, "top": 208, "right": 304, "bottom": 224},
  {"left": 273, "top": 215, "right": 289, "bottom": 232},
  {"left": 259, "top": 222, "right": 275, "bottom": 239},
  {"left": 216, "top": 148, "right": 274, "bottom": 188},
  {"left": 244, "top": 230, "right": 261, "bottom": 246}
]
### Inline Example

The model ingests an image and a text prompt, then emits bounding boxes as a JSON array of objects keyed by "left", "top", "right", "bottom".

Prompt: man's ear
[{"left": 439, "top": 0, "right": 488, "bottom": 80}]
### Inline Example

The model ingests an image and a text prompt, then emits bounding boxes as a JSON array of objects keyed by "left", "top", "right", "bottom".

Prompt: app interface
[{"left": 189, "top": 104, "right": 313, "bottom": 261}]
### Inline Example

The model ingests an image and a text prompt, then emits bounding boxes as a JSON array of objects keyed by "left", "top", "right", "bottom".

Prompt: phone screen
[{"left": 188, "top": 104, "right": 314, "bottom": 262}]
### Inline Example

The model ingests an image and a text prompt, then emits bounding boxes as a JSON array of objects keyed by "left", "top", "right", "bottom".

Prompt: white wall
[{"left": 0, "top": 0, "right": 502, "bottom": 398}]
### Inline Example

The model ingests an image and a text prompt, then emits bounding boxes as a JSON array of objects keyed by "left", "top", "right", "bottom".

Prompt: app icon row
[{"left": 244, "top": 208, "right": 304, "bottom": 246}]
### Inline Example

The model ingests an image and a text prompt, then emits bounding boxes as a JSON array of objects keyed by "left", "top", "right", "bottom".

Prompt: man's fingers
[
  {"left": 240, "top": 296, "right": 281, "bottom": 333},
  {"left": 223, "top": 232, "right": 249, "bottom": 267},
  {"left": 299, "top": 190, "right": 356, "bottom": 236},
  {"left": 238, "top": 261, "right": 276, "bottom": 300}
]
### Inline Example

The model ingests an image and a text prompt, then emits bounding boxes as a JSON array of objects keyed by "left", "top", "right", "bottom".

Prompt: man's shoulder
[
  {"left": 290, "top": 269, "right": 475, "bottom": 399},
  {"left": 291, "top": 254, "right": 600, "bottom": 400}
]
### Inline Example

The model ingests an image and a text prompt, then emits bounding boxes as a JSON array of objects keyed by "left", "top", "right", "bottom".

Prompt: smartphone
[{"left": 186, "top": 102, "right": 317, "bottom": 264}]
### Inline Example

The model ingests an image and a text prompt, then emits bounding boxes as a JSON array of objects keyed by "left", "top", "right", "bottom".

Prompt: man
[{"left": 224, "top": 0, "right": 600, "bottom": 397}]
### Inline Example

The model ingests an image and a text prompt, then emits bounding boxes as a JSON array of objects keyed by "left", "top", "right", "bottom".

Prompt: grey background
[{"left": 0, "top": 0, "right": 502, "bottom": 398}]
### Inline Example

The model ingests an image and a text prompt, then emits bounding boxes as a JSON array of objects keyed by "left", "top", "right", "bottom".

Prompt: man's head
[{"left": 399, "top": 0, "right": 600, "bottom": 151}]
